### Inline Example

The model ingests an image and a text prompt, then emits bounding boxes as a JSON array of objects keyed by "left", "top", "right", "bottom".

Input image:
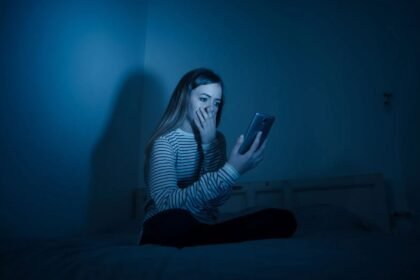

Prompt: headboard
[{"left": 134, "top": 173, "right": 390, "bottom": 231}]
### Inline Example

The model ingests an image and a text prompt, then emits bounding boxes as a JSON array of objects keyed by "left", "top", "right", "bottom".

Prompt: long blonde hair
[{"left": 143, "top": 68, "right": 225, "bottom": 179}]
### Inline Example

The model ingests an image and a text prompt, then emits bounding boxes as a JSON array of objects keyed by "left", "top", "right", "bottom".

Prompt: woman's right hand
[{"left": 227, "top": 131, "right": 267, "bottom": 175}]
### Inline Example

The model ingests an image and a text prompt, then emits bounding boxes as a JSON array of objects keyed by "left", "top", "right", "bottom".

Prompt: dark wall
[{"left": 0, "top": 0, "right": 148, "bottom": 238}]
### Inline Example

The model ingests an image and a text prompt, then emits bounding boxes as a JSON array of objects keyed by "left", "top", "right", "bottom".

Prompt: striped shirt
[{"left": 139, "top": 128, "right": 240, "bottom": 240}]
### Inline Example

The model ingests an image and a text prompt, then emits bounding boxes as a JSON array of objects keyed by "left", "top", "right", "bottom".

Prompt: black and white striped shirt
[{"left": 140, "top": 127, "right": 240, "bottom": 230}]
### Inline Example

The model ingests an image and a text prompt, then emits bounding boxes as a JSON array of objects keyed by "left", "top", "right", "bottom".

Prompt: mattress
[{"left": 1, "top": 205, "right": 419, "bottom": 280}]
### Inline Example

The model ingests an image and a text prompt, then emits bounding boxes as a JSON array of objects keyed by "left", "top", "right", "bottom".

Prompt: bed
[{"left": 1, "top": 173, "right": 419, "bottom": 280}]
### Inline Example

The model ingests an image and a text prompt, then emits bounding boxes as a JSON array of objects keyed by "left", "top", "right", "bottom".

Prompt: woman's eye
[
  {"left": 214, "top": 102, "right": 220, "bottom": 107},
  {"left": 199, "top": 97, "right": 208, "bottom": 102}
]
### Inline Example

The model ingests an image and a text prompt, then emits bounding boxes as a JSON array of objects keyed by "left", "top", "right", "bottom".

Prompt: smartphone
[{"left": 238, "top": 112, "right": 275, "bottom": 154}]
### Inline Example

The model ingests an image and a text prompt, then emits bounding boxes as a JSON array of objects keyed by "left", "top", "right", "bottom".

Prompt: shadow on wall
[{"left": 87, "top": 70, "right": 162, "bottom": 234}]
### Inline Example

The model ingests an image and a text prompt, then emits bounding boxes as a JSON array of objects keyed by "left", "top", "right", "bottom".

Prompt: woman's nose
[{"left": 205, "top": 106, "right": 214, "bottom": 114}]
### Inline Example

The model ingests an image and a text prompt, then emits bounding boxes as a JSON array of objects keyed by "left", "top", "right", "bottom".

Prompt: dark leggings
[{"left": 139, "top": 208, "right": 297, "bottom": 248}]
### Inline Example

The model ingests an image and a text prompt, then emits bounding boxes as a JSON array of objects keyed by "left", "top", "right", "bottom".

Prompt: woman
[{"left": 138, "top": 68, "right": 297, "bottom": 248}]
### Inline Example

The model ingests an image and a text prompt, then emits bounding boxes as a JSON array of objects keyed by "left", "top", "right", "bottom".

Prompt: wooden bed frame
[{"left": 134, "top": 173, "right": 390, "bottom": 232}]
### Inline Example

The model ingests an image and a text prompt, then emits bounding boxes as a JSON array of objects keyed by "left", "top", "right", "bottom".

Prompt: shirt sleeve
[{"left": 148, "top": 136, "right": 240, "bottom": 213}]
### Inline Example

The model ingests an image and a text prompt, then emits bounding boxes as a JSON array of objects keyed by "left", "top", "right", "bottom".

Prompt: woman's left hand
[{"left": 193, "top": 106, "right": 216, "bottom": 144}]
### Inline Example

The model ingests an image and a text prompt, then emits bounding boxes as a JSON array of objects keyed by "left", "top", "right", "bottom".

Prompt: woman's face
[{"left": 187, "top": 83, "right": 222, "bottom": 123}]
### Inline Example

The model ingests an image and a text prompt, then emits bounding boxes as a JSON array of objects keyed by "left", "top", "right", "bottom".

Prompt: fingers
[
  {"left": 195, "top": 109, "right": 205, "bottom": 128},
  {"left": 202, "top": 107, "right": 210, "bottom": 119},
  {"left": 202, "top": 107, "right": 216, "bottom": 122},
  {"left": 202, "top": 106, "right": 217, "bottom": 121},
  {"left": 247, "top": 131, "right": 262, "bottom": 155},
  {"left": 232, "top": 134, "right": 244, "bottom": 154},
  {"left": 255, "top": 138, "right": 267, "bottom": 155},
  {"left": 204, "top": 105, "right": 216, "bottom": 117},
  {"left": 198, "top": 107, "right": 207, "bottom": 121},
  {"left": 253, "top": 138, "right": 267, "bottom": 166},
  {"left": 196, "top": 107, "right": 215, "bottom": 128}
]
